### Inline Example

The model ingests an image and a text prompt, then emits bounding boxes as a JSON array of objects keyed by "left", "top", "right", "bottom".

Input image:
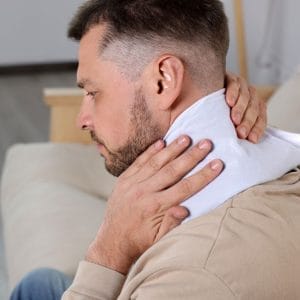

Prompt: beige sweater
[{"left": 63, "top": 168, "right": 300, "bottom": 299}]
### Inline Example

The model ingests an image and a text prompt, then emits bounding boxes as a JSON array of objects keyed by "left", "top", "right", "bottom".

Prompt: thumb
[{"left": 155, "top": 206, "right": 189, "bottom": 242}]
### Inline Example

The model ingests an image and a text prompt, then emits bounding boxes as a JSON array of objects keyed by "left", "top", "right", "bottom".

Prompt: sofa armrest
[{"left": 1, "top": 143, "right": 115, "bottom": 291}]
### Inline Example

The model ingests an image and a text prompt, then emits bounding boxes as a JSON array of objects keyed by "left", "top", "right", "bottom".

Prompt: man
[{"left": 11, "top": 0, "right": 300, "bottom": 299}]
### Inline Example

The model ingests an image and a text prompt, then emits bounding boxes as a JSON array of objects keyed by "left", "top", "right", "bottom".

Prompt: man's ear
[{"left": 152, "top": 55, "right": 185, "bottom": 111}]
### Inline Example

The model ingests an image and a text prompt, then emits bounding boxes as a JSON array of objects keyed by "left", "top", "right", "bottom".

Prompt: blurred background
[
  {"left": 0, "top": 0, "right": 300, "bottom": 298},
  {"left": 0, "top": 0, "right": 84, "bottom": 171},
  {"left": 1, "top": 0, "right": 300, "bottom": 169}
]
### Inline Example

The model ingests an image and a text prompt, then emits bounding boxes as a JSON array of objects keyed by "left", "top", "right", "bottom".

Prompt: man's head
[{"left": 68, "top": 0, "right": 229, "bottom": 176}]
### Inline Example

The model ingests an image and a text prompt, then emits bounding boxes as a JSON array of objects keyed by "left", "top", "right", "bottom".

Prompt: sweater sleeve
[
  {"left": 62, "top": 261, "right": 125, "bottom": 300},
  {"left": 126, "top": 268, "right": 236, "bottom": 300}
]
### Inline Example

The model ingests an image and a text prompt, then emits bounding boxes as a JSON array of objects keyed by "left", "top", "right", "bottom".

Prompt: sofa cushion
[
  {"left": 268, "top": 72, "right": 300, "bottom": 133},
  {"left": 1, "top": 143, "right": 115, "bottom": 290}
]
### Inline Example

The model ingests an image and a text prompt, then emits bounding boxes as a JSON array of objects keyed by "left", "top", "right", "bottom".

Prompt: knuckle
[
  {"left": 183, "top": 149, "right": 196, "bottom": 163},
  {"left": 180, "top": 179, "right": 193, "bottom": 195},
  {"left": 234, "top": 76, "right": 241, "bottom": 84},
  {"left": 253, "top": 100, "right": 260, "bottom": 112},
  {"left": 149, "top": 157, "right": 161, "bottom": 171},
  {"left": 198, "top": 168, "right": 214, "bottom": 184},
  {"left": 246, "top": 105, "right": 258, "bottom": 118},
  {"left": 241, "top": 120, "right": 251, "bottom": 131},
  {"left": 238, "top": 75, "right": 246, "bottom": 83},
  {"left": 231, "top": 76, "right": 239, "bottom": 84},
  {"left": 243, "top": 86, "right": 250, "bottom": 98},
  {"left": 233, "top": 106, "right": 242, "bottom": 117},
  {"left": 249, "top": 85, "right": 256, "bottom": 93},
  {"left": 250, "top": 128, "right": 259, "bottom": 137},
  {"left": 185, "top": 147, "right": 201, "bottom": 162},
  {"left": 236, "top": 99, "right": 248, "bottom": 111},
  {"left": 134, "top": 158, "right": 145, "bottom": 170},
  {"left": 226, "top": 72, "right": 237, "bottom": 82},
  {"left": 244, "top": 112, "right": 257, "bottom": 126},
  {"left": 164, "top": 164, "right": 178, "bottom": 178}
]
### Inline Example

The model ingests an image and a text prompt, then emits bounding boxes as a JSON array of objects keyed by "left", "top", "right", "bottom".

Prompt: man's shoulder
[
  {"left": 122, "top": 201, "right": 234, "bottom": 299},
  {"left": 132, "top": 167, "right": 300, "bottom": 272},
  {"left": 131, "top": 199, "right": 232, "bottom": 275},
  {"left": 125, "top": 168, "right": 300, "bottom": 298},
  {"left": 231, "top": 166, "right": 300, "bottom": 214},
  {"left": 205, "top": 167, "right": 300, "bottom": 298}
]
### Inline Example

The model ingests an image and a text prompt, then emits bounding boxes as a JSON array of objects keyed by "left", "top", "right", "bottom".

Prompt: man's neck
[{"left": 168, "top": 80, "right": 225, "bottom": 128}]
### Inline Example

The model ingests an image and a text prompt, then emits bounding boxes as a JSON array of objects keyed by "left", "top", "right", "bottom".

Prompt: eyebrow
[{"left": 77, "top": 78, "right": 94, "bottom": 89}]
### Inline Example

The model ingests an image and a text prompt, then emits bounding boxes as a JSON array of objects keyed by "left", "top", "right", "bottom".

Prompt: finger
[
  {"left": 154, "top": 206, "right": 189, "bottom": 242},
  {"left": 236, "top": 87, "right": 259, "bottom": 139},
  {"left": 248, "top": 115, "right": 267, "bottom": 143},
  {"left": 134, "top": 135, "right": 192, "bottom": 183},
  {"left": 230, "top": 77, "right": 250, "bottom": 125},
  {"left": 225, "top": 72, "right": 240, "bottom": 107},
  {"left": 160, "top": 159, "right": 224, "bottom": 208},
  {"left": 144, "top": 140, "right": 213, "bottom": 192},
  {"left": 121, "top": 139, "right": 165, "bottom": 179},
  {"left": 249, "top": 100, "right": 267, "bottom": 143}
]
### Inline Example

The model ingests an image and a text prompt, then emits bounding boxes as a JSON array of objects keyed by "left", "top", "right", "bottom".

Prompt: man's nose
[{"left": 76, "top": 100, "right": 93, "bottom": 130}]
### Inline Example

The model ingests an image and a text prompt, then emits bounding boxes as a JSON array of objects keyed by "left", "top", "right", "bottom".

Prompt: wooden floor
[{"left": 0, "top": 69, "right": 77, "bottom": 299}]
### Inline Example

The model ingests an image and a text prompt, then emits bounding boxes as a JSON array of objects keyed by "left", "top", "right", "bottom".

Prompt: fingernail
[
  {"left": 239, "top": 127, "right": 247, "bottom": 138},
  {"left": 178, "top": 136, "right": 189, "bottom": 145},
  {"left": 250, "top": 133, "right": 258, "bottom": 143},
  {"left": 174, "top": 210, "right": 189, "bottom": 219},
  {"left": 211, "top": 160, "right": 223, "bottom": 171},
  {"left": 155, "top": 140, "right": 164, "bottom": 149},
  {"left": 198, "top": 140, "right": 210, "bottom": 150}
]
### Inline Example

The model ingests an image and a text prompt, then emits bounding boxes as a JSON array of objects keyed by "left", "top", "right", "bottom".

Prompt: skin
[
  {"left": 86, "top": 136, "right": 223, "bottom": 274},
  {"left": 76, "top": 24, "right": 267, "bottom": 274}
]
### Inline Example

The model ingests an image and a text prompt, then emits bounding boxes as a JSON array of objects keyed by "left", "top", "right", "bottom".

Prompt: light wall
[
  {"left": 0, "top": 0, "right": 299, "bottom": 85},
  {"left": 0, "top": 0, "right": 84, "bottom": 66},
  {"left": 224, "top": 0, "right": 300, "bottom": 85}
]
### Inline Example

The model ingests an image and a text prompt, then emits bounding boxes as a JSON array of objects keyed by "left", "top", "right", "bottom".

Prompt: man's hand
[
  {"left": 225, "top": 72, "right": 267, "bottom": 143},
  {"left": 86, "top": 136, "right": 223, "bottom": 275}
]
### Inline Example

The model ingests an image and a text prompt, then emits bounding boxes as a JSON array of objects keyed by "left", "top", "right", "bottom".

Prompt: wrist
[{"left": 85, "top": 239, "right": 133, "bottom": 275}]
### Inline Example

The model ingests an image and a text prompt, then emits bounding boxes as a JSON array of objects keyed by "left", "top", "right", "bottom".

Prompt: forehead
[
  {"left": 78, "top": 24, "right": 106, "bottom": 60},
  {"left": 77, "top": 24, "right": 107, "bottom": 85}
]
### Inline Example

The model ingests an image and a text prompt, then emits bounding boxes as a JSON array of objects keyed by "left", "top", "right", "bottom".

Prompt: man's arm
[
  {"left": 62, "top": 76, "right": 267, "bottom": 299},
  {"left": 85, "top": 137, "right": 221, "bottom": 275},
  {"left": 65, "top": 262, "right": 235, "bottom": 300},
  {"left": 62, "top": 137, "right": 223, "bottom": 299}
]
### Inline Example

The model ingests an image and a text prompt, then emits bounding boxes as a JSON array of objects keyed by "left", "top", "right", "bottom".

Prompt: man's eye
[{"left": 86, "top": 91, "right": 97, "bottom": 98}]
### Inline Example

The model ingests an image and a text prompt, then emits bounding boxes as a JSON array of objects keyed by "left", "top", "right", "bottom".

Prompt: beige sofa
[
  {"left": 1, "top": 143, "right": 115, "bottom": 291},
  {"left": 1, "top": 72, "right": 300, "bottom": 292}
]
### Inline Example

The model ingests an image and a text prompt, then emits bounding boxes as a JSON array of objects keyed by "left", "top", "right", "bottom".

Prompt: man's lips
[
  {"left": 90, "top": 132, "right": 107, "bottom": 156},
  {"left": 96, "top": 143, "right": 105, "bottom": 157}
]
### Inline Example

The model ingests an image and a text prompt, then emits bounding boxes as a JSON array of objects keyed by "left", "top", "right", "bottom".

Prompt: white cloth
[{"left": 164, "top": 89, "right": 300, "bottom": 221}]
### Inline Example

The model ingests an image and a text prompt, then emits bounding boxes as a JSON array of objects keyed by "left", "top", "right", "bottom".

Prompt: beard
[{"left": 91, "top": 89, "right": 164, "bottom": 177}]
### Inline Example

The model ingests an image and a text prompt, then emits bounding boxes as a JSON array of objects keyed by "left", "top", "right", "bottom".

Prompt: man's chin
[
  {"left": 104, "top": 160, "right": 128, "bottom": 177},
  {"left": 95, "top": 144, "right": 127, "bottom": 176}
]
